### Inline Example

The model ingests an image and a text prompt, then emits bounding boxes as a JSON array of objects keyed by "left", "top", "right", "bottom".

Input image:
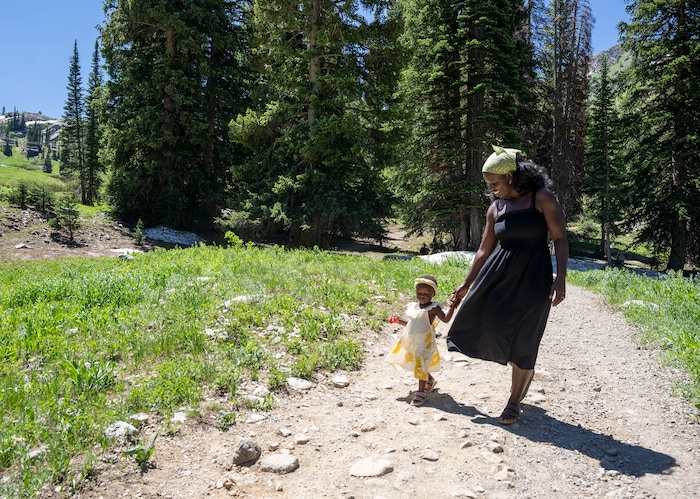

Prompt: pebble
[
  {"left": 420, "top": 449, "right": 440, "bottom": 461},
  {"left": 287, "top": 377, "right": 314, "bottom": 391},
  {"left": 103, "top": 421, "right": 139, "bottom": 443},
  {"left": 360, "top": 420, "right": 377, "bottom": 432},
  {"left": 171, "top": 412, "right": 187, "bottom": 423},
  {"left": 294, "top": 434, "right": 310, "bottom": 444},
  {"left": 333, "top": 376, "right": 350, "bottom": 388},
  {"left": 485, "top": 442, "right": 504, "bottom": 454}
]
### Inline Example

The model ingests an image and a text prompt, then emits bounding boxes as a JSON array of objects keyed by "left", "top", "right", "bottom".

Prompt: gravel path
[{"left": 73, "top": 284, "right": 699, "bottom": 499}]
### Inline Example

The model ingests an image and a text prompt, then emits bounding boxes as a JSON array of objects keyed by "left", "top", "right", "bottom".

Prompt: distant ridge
[
  {"left": 0, "top": 111, "right": 60, "bottom": 122},
  {"left": 589, "top": 44, "right": 632, "bottom": 79}
]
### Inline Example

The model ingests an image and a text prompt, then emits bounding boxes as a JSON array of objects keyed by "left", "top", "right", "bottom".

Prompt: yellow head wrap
[
  {"left": 482, "top": 145, "right": 522, "bottom": 175},
  {"left": 414, "top": 276, "right": 438, "bottom": 293}
]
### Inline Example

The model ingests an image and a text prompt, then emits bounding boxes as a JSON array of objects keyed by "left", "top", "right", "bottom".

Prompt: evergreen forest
[{"left": 2, "top": 0, "right": 699, "bottom": 270}]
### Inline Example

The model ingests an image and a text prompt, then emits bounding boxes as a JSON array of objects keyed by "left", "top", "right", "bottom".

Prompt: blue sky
[{"left": 0, "top": 0, "right": 630, "bottom": 119}]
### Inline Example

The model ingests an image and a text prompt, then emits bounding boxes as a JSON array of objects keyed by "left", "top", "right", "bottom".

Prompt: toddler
[{"left": 385, "top": 275, "right": 457, "bottom": 406}]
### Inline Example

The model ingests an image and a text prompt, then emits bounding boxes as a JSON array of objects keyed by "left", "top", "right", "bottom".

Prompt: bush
[
  {"left": 29, "top": 185, "right": 56, "bottom": 214},
  {"left": 50, "top": 193, "right": 82, "bottom": 240},
  {"left": 133, "top": 219, "right": 146, "bottom": 245}
]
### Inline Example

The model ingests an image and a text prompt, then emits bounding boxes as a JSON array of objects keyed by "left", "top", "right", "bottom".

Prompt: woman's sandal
[
  {"left": 425, "top": 377, "right": 437, "bottom": 393},
  {"left": 498, "top": 402, "right": 521, "bottom": 425},
  {"left": 410, "top": 391, "right": 427, "bottom": 406}
]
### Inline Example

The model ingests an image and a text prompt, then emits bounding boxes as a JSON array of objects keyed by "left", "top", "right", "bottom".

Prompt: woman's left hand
[{"left": 549, "top": 279, "right": 566, "bottom": 306}]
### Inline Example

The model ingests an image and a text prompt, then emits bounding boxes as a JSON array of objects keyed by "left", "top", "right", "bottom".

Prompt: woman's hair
[{"left": 511, "top": 158, "right": 552, "bottom": 193}]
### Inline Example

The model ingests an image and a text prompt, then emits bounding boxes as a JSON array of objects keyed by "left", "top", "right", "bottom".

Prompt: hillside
[{"left": 589, "top": 44, "right": 633, "bottom": 80}]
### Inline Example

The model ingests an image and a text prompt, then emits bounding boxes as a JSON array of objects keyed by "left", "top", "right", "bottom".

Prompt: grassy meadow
[
  {"left": 0, "top": 151, "right": 66, "bottom": 203},
  {"left": 0, "top": 241, "right": 471, "bottom": 497}
]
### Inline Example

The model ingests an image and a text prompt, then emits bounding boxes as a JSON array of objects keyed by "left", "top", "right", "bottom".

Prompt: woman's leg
[
  {"left": 499, "top": 364, "right": 534, "bottom": 425},
  {"left": 509, "top": 364, "right": 534, "bottom": 404}
]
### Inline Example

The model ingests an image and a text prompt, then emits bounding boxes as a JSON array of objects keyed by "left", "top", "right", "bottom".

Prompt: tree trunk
[
  {"left": 307, "top": 0, "right": 321, "bottom": 126},
  {"left": 667, "top": 156, "right": 688, "bottom": 270}
]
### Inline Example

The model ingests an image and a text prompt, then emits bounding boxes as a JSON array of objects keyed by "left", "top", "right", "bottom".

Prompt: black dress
[{"left": 446, "top": 190, "right": 553, "bottom": 370}]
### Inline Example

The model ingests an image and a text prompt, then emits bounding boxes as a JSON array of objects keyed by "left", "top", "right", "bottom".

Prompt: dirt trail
[{"left": 73, "top": 285, "right": 699, "bottom": 499}]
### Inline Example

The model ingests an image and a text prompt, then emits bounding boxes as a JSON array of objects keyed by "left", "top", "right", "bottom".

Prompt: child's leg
[
  {"left": 425, "top": 374, "right": 437, "bottom": 392},
  {"left": 411, "top": 376, "right": 428, "bottom": 406}
]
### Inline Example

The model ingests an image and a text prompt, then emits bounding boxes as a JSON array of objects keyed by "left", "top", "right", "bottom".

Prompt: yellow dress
[{"left": 385, "top": 302, "right": 441, "bottom": 379}]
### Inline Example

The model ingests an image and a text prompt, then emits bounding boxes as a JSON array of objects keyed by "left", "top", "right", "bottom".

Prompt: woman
[{"left": 447, "top": 145, "right": 568, "bottom": 425}]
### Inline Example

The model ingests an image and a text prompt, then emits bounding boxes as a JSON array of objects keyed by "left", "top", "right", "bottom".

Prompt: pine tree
[
  {"left": 228, "top": 0, "right": 396, "bottom": 246},
  {"left": 101, "top": 0, "right": 250, "bottom": 229},
  {"left": 393, "top": 0, "right": 535, "bottom": 249},
  {"left": 619, "top": 0, "right": 700, "bottom": 269},
  {"left": 83, "top": 40, "right": 103, "bottom": 205},
  {"left": 59, "top": 40, "right": 86, "bottom": 202},
  {"left": 583, "top": 55, "right": 624, "bottom": 264}
]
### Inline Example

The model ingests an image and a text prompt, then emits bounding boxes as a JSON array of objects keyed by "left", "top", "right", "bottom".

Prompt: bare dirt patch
[
  {"left": 2, "top": 207, "right": 698, "bottom": 499},
  {"left": 0, "top": 207, "right": 158, "bottom": 261}
]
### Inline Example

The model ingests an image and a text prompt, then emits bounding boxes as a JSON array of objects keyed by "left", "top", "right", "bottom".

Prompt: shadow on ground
[{"left": 464, "top": 404, "right": 677, "bottom": 477}]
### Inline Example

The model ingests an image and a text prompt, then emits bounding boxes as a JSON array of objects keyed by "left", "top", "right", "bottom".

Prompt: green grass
[
  {"left": 0, "top": 151, "right": 65, "bottom": 192},
  {"left": 0, "top": 243, "right": 469, "bottom": 497},
  {"left": 570, "top": 268, "right": 700, "bottom": 408}
]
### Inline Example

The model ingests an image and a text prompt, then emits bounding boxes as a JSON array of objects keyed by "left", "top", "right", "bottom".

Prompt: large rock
[{"left": 231, "top": 437, "right": 261, "bottom": 466}]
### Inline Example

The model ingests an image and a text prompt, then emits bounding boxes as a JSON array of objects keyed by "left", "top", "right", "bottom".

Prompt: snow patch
[{"left": 144, "top": 226, "right": 202, "bottom": 246}]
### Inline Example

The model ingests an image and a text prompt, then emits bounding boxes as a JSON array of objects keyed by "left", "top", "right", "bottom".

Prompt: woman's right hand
[{"left": 449, "top": 289, "right": 464, "bottom": 308}]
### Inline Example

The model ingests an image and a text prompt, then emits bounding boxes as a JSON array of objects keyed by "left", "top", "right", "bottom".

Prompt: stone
[
  {"left": 129, "top": 413, "right": 150, "bottom": 426},
  {"left": 231, "top": 437, "right": 261, "bottom": 466},
  {"left": 486, "top": 442, "right": 504, "bottom": 454},
  {"left": 333, "top": 375, "right": 350, "bottom": 388},
  {"left": 171, "top": 412, "right": 187, "bottom": 423},
  {"left": 287, "top": 377, "right": 314, "bottom": 391},
  {"left": 360, "top": 420, "right": 377, "bottom": 432},
  {"left": 259, "top": 454, "right": 300, "bottom": 474},
  {"left": 294, "top": 434, "right": 310, "bottom": 444},
  {"left": 104, "top": 421, "right": 139, "bottom": 443},
  {"left": 421, "top": 449, "right": 440, "bottom": 461},
  {"left": 349, "top": 457, "right": 394, "bottom": 477}
]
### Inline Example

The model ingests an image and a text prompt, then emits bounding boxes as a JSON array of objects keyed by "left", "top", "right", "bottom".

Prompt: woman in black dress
[{"left": 446, "top": 145, "right": 568, "bottom": 425}]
